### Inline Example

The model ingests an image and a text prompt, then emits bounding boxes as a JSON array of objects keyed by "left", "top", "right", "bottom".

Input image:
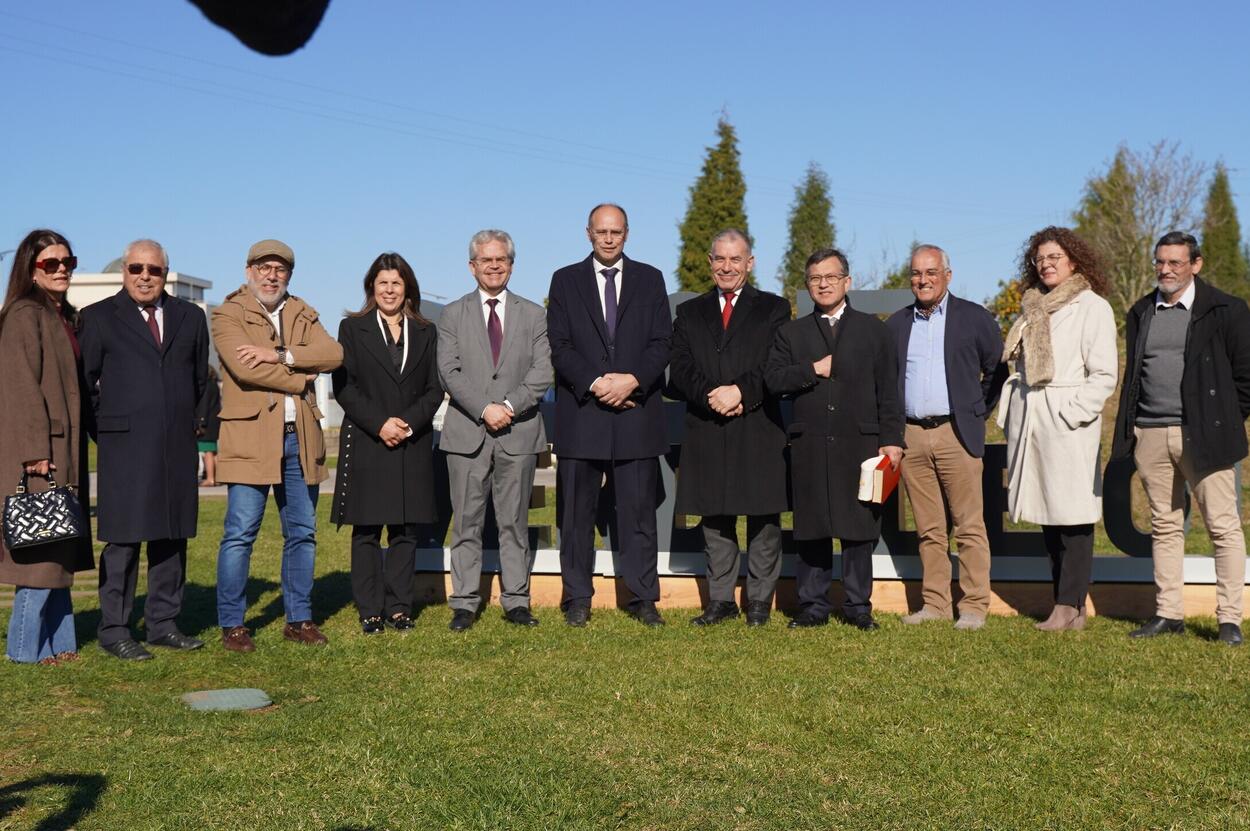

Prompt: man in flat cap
[{"left": 211, "top": 239, "right": 343, "bottom": 652}]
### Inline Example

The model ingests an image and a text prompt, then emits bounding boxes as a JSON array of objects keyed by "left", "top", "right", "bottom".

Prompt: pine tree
[
  {"left": 1200, "top": 162, "right": 1249, "bottom": 297},
  {"left": 777, "top": 163, "right": 835, "bottom": 311},
  {"left": 676, "top": 117, "right": 751, "bottom": 293}
]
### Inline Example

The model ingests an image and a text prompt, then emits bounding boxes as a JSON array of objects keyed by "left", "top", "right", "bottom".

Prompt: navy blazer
[
  {"left": 546, "top": 254, "right": 672, "bottom": 460},
  {"left": 885, "top": 293, "right": 1002, "bottom": 458},
  {"left": 80, "top": 290, "right": 209, "bottom": 542}
]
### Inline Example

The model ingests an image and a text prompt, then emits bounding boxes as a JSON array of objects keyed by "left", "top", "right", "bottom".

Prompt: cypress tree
[
  {"left": 1200, "top": 162, "right": 1249, "bottom": 297},
  {"left": 676, "top": 117, "right": 751, "bottom": 293},
  {"left": 777, "top": 163, "right": 835, "bottom": 311}
]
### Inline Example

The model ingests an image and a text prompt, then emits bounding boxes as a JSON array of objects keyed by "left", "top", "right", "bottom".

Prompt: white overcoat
[{"left": 997, "top": 288, "right": 1118, "bottom": 525}]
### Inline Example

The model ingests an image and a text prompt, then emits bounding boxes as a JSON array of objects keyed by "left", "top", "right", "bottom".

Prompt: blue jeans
[
  {"left": 6, "top": 586, "right": 76, "bottom": 663},
  {"left": 216, "top": 431, "right": 319, "bottom": 628}
]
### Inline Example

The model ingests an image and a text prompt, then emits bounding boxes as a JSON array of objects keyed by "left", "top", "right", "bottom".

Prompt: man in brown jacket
[{"left": 211, "top": 239, "right": 342, "bottom": 652}]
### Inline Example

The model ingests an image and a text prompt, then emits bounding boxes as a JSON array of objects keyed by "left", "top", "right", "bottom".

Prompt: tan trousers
[
  {"left": 1133, "top": 425, "right": 1246, "bottom": 623},
  {"left": 900, "top": 422, "right": 992, "bottom": 615}
]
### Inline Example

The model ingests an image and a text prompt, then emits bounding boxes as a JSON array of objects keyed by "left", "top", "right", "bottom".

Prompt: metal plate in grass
[{"left": 181, "top": 688, "right": 272, "bottom": 711}]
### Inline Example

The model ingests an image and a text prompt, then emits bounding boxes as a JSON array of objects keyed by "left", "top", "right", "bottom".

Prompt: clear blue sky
[{"left": 3, "top": 0, "right": 1247, "bottom": 315}]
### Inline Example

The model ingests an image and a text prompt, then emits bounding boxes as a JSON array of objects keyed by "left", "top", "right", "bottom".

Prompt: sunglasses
[
  {"left": 126, "top": 263, "right": 167, "bottom": 277},
  {"left": 35, "top": 256, "right": 78, "bottom": 273}
]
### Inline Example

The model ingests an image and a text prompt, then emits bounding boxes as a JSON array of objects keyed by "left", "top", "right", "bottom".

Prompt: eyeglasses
[
  {"left": 1032, "top": 253, "right": 1067, "bottom": 267},
  {"left": 126, "top": 263, "right": 167, "bottom": 277},
  {"left": 910, "top": 269, "right": 947, "bottom": 281},
  {"left": 34, "top": 256, "right": 77, "bottom": 273},
  {"left": 1153, "top": 258, "right": 1192, "bottom": 270},
  {"left": 251, "top": 262, "right": 291, "bottom": 278},
  {"left": 711, "top": 255, "right": 748, "bottom": 267},
  {"left": 806, "top": 273, "right": 848, "bottom": 286},
  {"left": 473, "top": 256, "right": 511, "bottom": 266}
]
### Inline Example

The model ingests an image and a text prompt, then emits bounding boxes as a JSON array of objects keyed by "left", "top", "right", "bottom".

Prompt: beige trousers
[
  {"left": 1133, "top": 425, "right": 1246, "bottom": 623},
  {"left": 901, "top": 422, "right": 992, "bottom": 615}
]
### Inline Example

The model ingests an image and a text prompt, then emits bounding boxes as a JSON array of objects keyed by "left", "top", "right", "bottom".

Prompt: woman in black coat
[{"left": 332, "top": 253, "right": 443, "bottom": 633}]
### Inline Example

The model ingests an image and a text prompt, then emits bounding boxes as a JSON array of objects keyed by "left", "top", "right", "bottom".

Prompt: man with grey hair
[
  {"left": 885, "top": 244, "right": 1002, "bottom": 630},
  {"left": 669, "top": 229, "right": 790, "bottom": 626},
  {"left": 438, "top": 230, "right": 552, "bottom": 630},
  {"left": 80, "top": 239, "right": 210, "bottom": 659}
]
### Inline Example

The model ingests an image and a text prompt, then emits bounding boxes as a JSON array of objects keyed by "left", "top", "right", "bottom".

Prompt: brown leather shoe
[
  {"left": 283, "top": 620, "right": 328, "bottom": 645},
  {"left": 222, "top": 626, "right": 255, "bottom": 653}
]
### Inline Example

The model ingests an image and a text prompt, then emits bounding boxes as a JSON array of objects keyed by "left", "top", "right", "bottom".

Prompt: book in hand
[{"left": 857, "top": 454, "right": 900, "bottom": 504}]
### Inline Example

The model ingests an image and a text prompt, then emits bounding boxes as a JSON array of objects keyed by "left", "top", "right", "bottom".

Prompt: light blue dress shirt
[{"left": 904, "top": 291, "right": 950, "bottom": 419}]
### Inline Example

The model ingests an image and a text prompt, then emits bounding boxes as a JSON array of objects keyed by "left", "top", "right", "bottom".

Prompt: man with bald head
[
  {"left": 885, "top": 244, "right": 1002, "bottom": 630},
  {"left": 81, "top": 239, "right": 210, "bottom": 660},
  {"left": 547, "top": 203, "right": 672, "bottom": 627}
]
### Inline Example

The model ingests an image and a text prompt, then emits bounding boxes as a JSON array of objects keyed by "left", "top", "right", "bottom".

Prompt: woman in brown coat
[{"left": 0, "top": 229, "right": 94, "bottom": 664}]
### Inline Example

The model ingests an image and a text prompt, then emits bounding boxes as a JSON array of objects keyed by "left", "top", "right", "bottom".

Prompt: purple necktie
[
  {"left": 143, "top": 305, "right": 161, "bottom": 347},
  {"left": 486, "top": 298, "right": 502, "bottom": 366},
  {"left": 602, "top": 267, "right": 618, "bottom": 341}
]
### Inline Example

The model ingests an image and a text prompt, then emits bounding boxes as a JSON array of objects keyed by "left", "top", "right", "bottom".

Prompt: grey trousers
[
  {"left": 97, "top": 539, "right": 187, "bottom": 646},
  {"left": 447, "top": 439, "right": 538, "bottom": 613},
  {"left": 701, "top": 514, "right": 782, "bottom": 605}
]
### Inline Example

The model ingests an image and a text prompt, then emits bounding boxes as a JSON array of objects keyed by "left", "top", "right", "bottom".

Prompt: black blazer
[
  {"left": 1111, "top": 277, "right": 1250, "bottom": 471},
  {"left": 331, "top": 314, "right": 443, "bottom": 526},
  {"left": 668, "top": 284, "right": 790, "bottom": 516},
  {"left": 885, "top": 293, "right": 1003, "bottom": 458},
  {"left": 80, "top": 290, "right": 209, "bottom": 542},
  {"left": 546, "top": 254, "right": 671, "bottom": 460},
  {"left": 765, "top": 304, "right": 903, "bottom": 541}
]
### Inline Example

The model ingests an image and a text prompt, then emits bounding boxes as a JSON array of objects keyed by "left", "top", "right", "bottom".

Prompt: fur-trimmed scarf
[{"left": 1002, "top": 274, "right": 1090, "bottom": 387}]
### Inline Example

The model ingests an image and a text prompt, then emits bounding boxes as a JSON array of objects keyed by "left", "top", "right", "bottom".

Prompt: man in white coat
[{"left": 437, "top": 229, "right": 552, "bottom": 631}]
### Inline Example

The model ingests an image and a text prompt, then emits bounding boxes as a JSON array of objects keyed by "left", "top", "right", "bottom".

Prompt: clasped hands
[
  {"left": 482, "top": 403, "right": 513, "bottom": 432},
  {"left": 707, "top": 384, "right": 743, "bottom": 417},
  {"left": 590, "top": 373, "right": 639, "bottom": 409},
  {"left": 378, "top": 416, "right": 410, "bottom": 447}
]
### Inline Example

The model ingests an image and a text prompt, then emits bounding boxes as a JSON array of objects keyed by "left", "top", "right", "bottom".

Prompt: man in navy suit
[
  {"left": 885, "top": 244, "right": 1002, "bottom": 630},
  {"left": 80, "top": 239, "right": 210, "bottom": 660},
  {"left": 546, "top": 204, "right": 672, "bottom": 627}
]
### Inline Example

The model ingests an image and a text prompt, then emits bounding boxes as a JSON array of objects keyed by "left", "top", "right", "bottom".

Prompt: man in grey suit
[{"left": 438, "top": 229, "right": 552, "bottom": 631}]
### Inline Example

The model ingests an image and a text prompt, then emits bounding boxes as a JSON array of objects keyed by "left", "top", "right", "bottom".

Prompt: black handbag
[{"left": 2, "top": 471, "right": 88, "bottom": 550}]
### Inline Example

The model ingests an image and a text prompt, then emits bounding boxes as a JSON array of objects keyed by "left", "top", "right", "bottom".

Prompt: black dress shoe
[
  {"left": 102, "top": 638, "right": 154, "bottom": 661},
  {"left": 745, "top": 601, "right": 771, "bottom": 627},
  {"left": 361, "top": 616, "right": 385, "bottom": 635},
  {"left": 1218, "top": 623, "right": 1243, "bottom": 646},
  {"left": 564, "top": 606, "right": 591, "bottom": 627},
  {"left": 630, "top": 601, "right": 665, "bottom": 627},
  {"left": 449, "top": 609, "right": 476, "bottom": 632},
  {"left": 690, "top": 601, "right": 739, "bottom": 626},
  {"left": 147, "top": 630, "right": 205, "bottom": 650},
  {"left": 1129, "top": 616, "right": 1185, "bottom": 638},
  {"left": 848, "top": 613, "right": 880, "bottom": 631},
  {"left": 387, "top": 612, "right": 415, "bottom": 631},
  {"left": 504, "top": 607, "right": 539, "bottom": 627},
  {"left": 788, "top": 611, "right": 829, "bottom": 629}
]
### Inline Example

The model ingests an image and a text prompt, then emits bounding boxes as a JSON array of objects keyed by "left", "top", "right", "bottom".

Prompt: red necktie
[
  {"left": 143, "top": 305, "right": 161, "bottom": 347},
  {"left": 486, "top": 298, "right": 502, "bottom": 366},
  {"left": 721, "top": 290, "right": 736, "bottom": 329}
]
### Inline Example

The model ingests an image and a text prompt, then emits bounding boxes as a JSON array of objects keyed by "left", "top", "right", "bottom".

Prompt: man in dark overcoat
[
  {"left": 80, "top": 239, "right": 209, "bottom": 660},
  {"left": 668, "top": 229, "right": 790, "bottom": 627},
  {"left": 546, "top": 203, "right": 672, "bottom": 627},
  {"left": 765, "top": 247, "right": 904, "bottom": 630}
]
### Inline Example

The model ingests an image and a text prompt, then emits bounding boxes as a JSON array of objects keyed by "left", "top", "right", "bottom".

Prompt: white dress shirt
[
  {"left": 136, "top": 297, "right": 165, "bottom": 341},
  {"left": 593, "top": 257, "right": 623, "bottom": 318},
  {"left": 263, "top": 298, "right": 298, "bottom": 423},
  {"left": 1154, "top": 279, "right": 1197, "bottom": 310},
  {"left": 479, "top": 288, "right": 512, "bottom": 416}
]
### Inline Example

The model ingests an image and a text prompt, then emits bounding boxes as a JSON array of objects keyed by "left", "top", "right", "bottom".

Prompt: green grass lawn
[{"left": 3, "top": 499, "right": 1250, "bottom": 830}]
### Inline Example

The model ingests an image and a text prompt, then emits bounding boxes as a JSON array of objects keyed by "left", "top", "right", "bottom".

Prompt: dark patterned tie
[
  {"left": 486, "top": 298, "right": 503, "bottom": 366},
  {"left": 721, "top": 290, "right": 736, "bottom": 329},
  {"left": 142, "top": 305, "right": 161, "bottom": 347},
  {"left": 602, "top": 267, "right": 618, "bottom": 341}
]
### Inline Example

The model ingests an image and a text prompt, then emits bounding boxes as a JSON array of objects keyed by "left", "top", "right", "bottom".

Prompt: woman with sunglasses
[
  {"left": 998, "top": 226, "right": 1117, "bottom": 631},
  {"left": 0, "top": 229, "right": 95, "bottom": 664},
  {"left": 331, "top": 253, "right": 443, "bottom": 634}
]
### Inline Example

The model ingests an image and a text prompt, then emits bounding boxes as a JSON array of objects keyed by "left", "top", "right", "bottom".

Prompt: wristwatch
[{"left": 275, "top": 346, "right": 288, "bottom": 364}]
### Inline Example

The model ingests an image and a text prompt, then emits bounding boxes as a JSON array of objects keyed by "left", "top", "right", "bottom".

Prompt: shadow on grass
[{"left": 0, "top": 772, "right": 106, "bottom": 831}]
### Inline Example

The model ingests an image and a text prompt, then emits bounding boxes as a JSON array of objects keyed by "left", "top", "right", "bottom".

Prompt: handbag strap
[{"left": 14, "top": 471, "right": 58, "bottom": 494}]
